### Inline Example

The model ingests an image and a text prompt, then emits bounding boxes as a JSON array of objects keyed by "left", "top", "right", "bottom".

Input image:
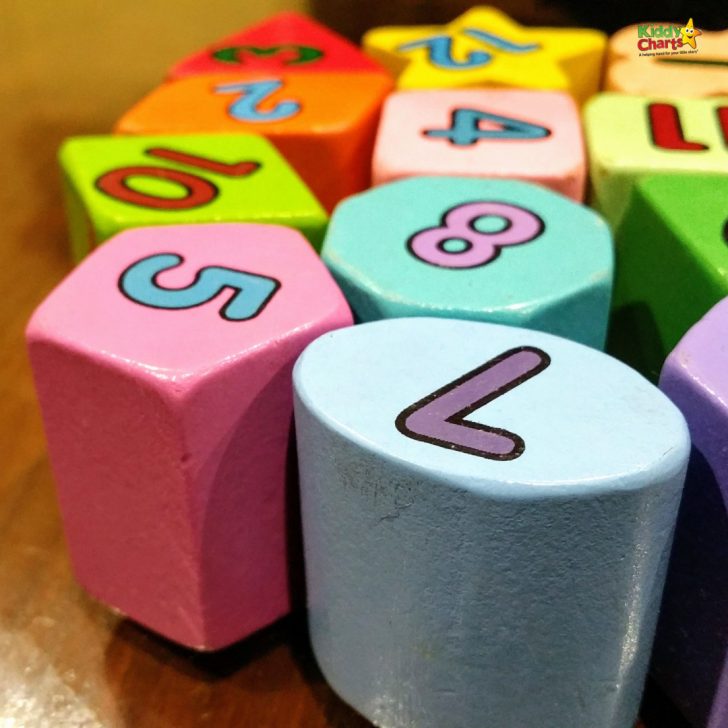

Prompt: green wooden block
[
  {"left": 584, "top": 93, "right": 728, "bottom": 228},
  {"left": 609, "top": 174, "right": 728, "bottom": 381},
  {"left": 322, "top": 176, "right": 613, "bottom": 349},
  {"left": 59, "top": 133, "right": 327, "bottom": 261}
]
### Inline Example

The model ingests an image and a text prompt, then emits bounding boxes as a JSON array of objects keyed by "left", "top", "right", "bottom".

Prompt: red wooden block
[{"left": 168, "top": 11, "right": 389, "bottom": 80}]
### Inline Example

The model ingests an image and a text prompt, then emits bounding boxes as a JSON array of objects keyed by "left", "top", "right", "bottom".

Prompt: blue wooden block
[
  {"left": 293, "top": 317, "right": 689, "bottom": 728},
  {"left": 322, "top": 177, "right": 613, "bottom": 349}
]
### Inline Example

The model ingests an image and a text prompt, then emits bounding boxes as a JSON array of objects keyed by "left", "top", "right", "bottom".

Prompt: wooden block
[
  {"left": 608, "top": 174, "right": 728, "bottom": 381},
  {"left": 654, "top": 299, "right": 728, "bottom": 728},
  {"left": 26, "top": 223, "right": 352, "bottom": 650},
  {"left": 168, "top": 11, "right": 390, "bottom": 79},
  {"left": 323, "top": 177, "right": 612, "bottom": 348},
  {"left": 115, "top": 73, "right": 393, "bottom": 212},
  {"left": 584, "top": 93, "right": 728, "bottom": 227},
  {"left": 294, "top": 317, "right": 689, "bottom": 728},
  {"left": 59, "top": 133, "right": 327, "bottom": 261},
  {"left": 372, "top": 89, "right": 585, "bottom": 200},
  {"left": 363, "top": 6, "right": 606, "bottom": 104},
  {"left": 606, "top": 22, "right": 728, "bottom": 97}
]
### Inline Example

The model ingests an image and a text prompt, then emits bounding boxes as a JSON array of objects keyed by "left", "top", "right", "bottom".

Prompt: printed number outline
[
  {"left": 118, "top": 253, "right": 281, "bottom": 322},
  {"left": 395, "top": 346, "right": 551, "bottom": 461},
  {"left": 424, "top": 108, "right": 551, "bottom": 147},
  {"left": 95, "top": 147, "right": 261, "bottom": 211},
  {"left": 211, "top": 44, "right": 324, "bottom": 67},
  {"left": 406, "top": 200, "right": 545, "bottom": 269},
  {"left": 215, "top": 79, "right": 302, "bottom": 123}
]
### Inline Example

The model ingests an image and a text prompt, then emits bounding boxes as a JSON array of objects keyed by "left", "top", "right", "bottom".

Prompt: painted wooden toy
[
  {"left": 609, "top": 174, "right": 728, "bottom": 381},
  {"left": 168, "top": 11, "right": 389, "bottom": 79},
  {"left": 372, "top": 89, "right": 586, "bottom": 200},
  {"left": 584, "top": 93, "right": 728, "bottom": 226},
  {"left": 114, "top": 73, "right": 393, "bottom": 212},
  {"left": 59, "top": 134, "right": 327, "bottom": 261},
  {"left": 363, "top": 6, "right": 606, "bottom": 103},
  {"left": 323, "top": 177, "right": 612, "bottom": 348},
  {"left": 26, "top": 223, "right": 352, "bottom": 650},
  {"left": 606, "top": 22, "right": 728, "bottom": 97},
  {"left": 294, "top": 317, "right": 689, "bottom": 728},
  {"left": 654, "top": 298, "right": 728, "bottom": 728}
]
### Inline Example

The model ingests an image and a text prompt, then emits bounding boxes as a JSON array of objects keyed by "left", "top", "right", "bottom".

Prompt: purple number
[
  {"left": 407, "top": 201, "right": 543, "bottom": 269},
  {"left": 395, "top": 347, "right": 550, "bottom": 461}
]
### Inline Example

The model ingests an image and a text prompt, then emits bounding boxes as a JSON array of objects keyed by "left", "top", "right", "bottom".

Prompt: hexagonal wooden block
[
  {"left": 608, "top": 174, "right": 728, "bottom": 381},
  {"left": 323, "top": 177, "right": 612, "bottom": 348},
  {"left": 363, "top": 6, "right": 605, "bottom": 104},
  {"left": 606, "top": 22, "right": 728, "bottom": 97},
  {"left": 372, "top": 89, "right": 586, "bottom": 200},
  {"left": 26, "top": 223, "right": 352, "bottom": 650},
  {"left": 294, "top": 317, "right": 689, "bottom": 728},
  {"left": 584, "top": 93, "right": 728, "bottom": 226},
  {"left": 60, "top": 133, "right": 327, "bottom": 261},
  {"left": 654, "top": 297, "right": 728, "bottom": 728},
  {"left": 168, "top": 11, "right": 389, "bottom": 79},
  {"left": 115, "top": 73, "right": 393, "bottom": 211}
]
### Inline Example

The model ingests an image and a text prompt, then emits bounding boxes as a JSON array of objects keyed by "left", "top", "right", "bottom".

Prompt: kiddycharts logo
[{"left": 637, "top": 19, "right": 702, "bottom": 56}]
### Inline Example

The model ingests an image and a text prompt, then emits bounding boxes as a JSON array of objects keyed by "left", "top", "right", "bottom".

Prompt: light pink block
[
  {"left": 26, "top": 223, "right": 352, "bottom": 650},
  {"left": 372, "top": 89, "right": 586, "bottom": 201}
]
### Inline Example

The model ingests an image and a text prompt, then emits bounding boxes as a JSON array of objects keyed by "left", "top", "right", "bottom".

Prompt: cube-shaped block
[
  {"left": 115, "top": 73, "right": 393, "bottom": 211},
  {"left": 26, "top": 224, "right": 353, "bottom": 650},
  {"left": 372, "top": 89, "right": 586, "bottom": 200},
  {"left": 294, "top": 318, "right": 689, "bottom": 728},
  {"left": 606, "top": 23, "right": 728, "bottom": 97},
  {"left": 59, "top": 134, "right": 327, "bottom": 261},
  {"left": 584, "top": 93, "right": 728, "bottom": 226},
  {"left": 324, "top": 177, "right": 612, "bottom": 348},
  {"left": 168, "top": 11, "right": 389, "bottom": 79},
  {"left": 609, "top": 174, "right": 728, "bottom": 381},
  {"left": 363, "top": 6, "right": 605, "bottom": 103},
  {"left": 655, "top": 298, "right": 728, "bottom": 728}
]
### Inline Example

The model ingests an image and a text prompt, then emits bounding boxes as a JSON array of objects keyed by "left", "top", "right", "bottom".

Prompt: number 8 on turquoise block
[{"left": 322, "top": 177, "right": 613, "bottom": 349}]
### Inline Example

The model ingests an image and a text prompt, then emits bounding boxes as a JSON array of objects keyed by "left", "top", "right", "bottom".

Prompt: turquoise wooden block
[
  {"left": 322, "top": 177, "right": 613, "bottom": 349},
  {"left": 294, "top": 317, "right": 689, "bottom": 728}
]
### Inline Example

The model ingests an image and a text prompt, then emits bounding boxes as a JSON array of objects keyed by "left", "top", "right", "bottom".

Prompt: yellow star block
[{"left": 363, "top": 7, "right": 606, "bottom": 104}]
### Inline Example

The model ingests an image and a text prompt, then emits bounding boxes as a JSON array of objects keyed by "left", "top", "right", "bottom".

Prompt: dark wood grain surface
[{"left": 0, "top": 2, "right": 690, "bottom": 725}]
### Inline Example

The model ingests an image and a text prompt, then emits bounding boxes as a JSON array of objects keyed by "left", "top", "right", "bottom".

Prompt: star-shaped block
[
  {"left": 606, "top": 24, "right": 728, "bottom": 97},
  {"left": 363, "top": 6, "right": 606, "bottom": 103}
]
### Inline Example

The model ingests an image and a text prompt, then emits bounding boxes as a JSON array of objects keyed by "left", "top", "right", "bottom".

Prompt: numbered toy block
[
  {"left": 609, "top": 174, "right": 728, "bottom": 382},
  {"left": 653, "top": 299, "right": 728, "bottom": 728},
  {"left": 115, "top": 73, "right": 393, "bottom": 212},
  {"left": 26, "top": 224, "right": 352, "bottom": 650},
  {"left": 606, "top": 23, "right": 728, "bottom": 97},
  {"left": 363, "top": 6, "right": 605, "bottom": 104},
  {"left": 168, "top": 11, "right": 389, "bottom": 79},
  {"left": 584, "top": 93, "right": 728, "bottom": 226},
  {"left": 372, "top": 89, "right": 586, "bottom": 201},
  {"left": 59, "top": 134, "right": 327, "bottom": 261},
  {"left": 323, "top": 177, "right": 612, "bottom": 348},
  {"left": 294, "top": 317, "right": 689, "bottom": 728}
]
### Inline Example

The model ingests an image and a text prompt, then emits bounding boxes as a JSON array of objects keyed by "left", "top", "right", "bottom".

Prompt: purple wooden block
[{"left": 655, "top": 297, "right": 728, "bottom": 728}]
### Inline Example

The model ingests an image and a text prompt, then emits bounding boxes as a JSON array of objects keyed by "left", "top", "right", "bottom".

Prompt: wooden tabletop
[{"left": 0, "top": 2, "right": 688, "bottom": 726}]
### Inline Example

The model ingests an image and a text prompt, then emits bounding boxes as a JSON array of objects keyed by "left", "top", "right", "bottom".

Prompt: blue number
[
  {"left": 461, "top": 28, "right": 539, "bottom": 54},
  {"left": 425, "top": 108, "right": 551, "bottom": 147},
  {"left": 119, "top": 253, "right": 280, "bottom": 321},
  {"left": 214, "top": 79, "right": 301, "bottom": 123},
  {"left": 397, "top": 35, "right": 492, "bottom": 70}
]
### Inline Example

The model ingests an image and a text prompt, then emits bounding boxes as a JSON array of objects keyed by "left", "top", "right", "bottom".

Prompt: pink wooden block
[
  {"left": 26, "top": 223, "right": 352, "bottom": 650},
  {"left": 372, "top": 89, "right": 586, "bottom": 201}
]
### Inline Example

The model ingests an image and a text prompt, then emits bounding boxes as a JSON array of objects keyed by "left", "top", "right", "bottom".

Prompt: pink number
[{"left": 407, "top": 202, "right": 543, "bottom": 269}]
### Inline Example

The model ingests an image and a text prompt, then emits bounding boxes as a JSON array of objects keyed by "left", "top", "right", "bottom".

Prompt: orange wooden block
[{"left": 115, "top": 73, "right": 393, "bottom": 211}]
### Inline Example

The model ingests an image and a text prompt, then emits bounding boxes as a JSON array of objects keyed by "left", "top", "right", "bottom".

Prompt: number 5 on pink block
[
  {"left": 395, "top": 347, "right": 551, "bottom": 460},
  {"left": 408, "top": 201, "right": 544, "bottom": 268}
]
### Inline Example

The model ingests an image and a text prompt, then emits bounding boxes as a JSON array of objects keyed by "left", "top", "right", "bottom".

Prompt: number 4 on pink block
[{"left": 395, "top": 347, "right": 551, "bottom": 460}]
